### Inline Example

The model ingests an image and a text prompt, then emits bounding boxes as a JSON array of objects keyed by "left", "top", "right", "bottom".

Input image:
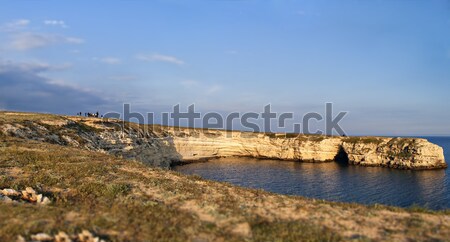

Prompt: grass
[
  {"left": 0, "top": 137, "right": 218, "bottom": 241},
  {"left": 344, "top": 137, "right": 383, "bottom": 145},
  {"left": 250, "top": 219, "right": 341, "bottom": 242},
  {"left": 0, "top": 136, "right": 343, "bottom": 241},
  {"left": 0, "top": 111, "right": 449, "bottom": 241},
  {"left": 0, "top": 111, "right": 63, "bottom": 123},
  {"left": 263, "top": 132, "right": 331, "bottom": 142},
  {"left": 63, "top": 121, "right": 103, "bottom": 133}
]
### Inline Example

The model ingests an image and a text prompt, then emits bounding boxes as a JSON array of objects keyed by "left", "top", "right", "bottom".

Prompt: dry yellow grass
[{"left": 0, "top": 112, "right": 449, "bottom": 241}]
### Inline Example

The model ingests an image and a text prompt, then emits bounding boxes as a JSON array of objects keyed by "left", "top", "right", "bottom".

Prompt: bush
[{"left": 104, "top": 183, "right": 132, "bottom": 199}]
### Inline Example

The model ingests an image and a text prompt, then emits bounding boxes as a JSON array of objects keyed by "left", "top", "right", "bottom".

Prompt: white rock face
[
  {"left": 166, "top": 129, "right": 340, "bottom": 161},
  {"left": 0, "top": 116, "right": 446, "bottom": 169},
  {"left": 163, "top": 128, "right": 446, "bottom": 169}
]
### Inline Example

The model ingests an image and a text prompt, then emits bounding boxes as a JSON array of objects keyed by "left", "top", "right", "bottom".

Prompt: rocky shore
[
  {"left": 165, "top": 128, "right": 447, "bottom": 169},
  {"left": 0, "top": 111, "right": 449, "bottom": 241},
  {"left": 0, "top": 111, "right": 446, "bottom": 170}
]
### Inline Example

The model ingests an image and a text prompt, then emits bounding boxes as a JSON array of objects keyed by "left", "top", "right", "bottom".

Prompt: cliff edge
[{"left": 0, "top": 111, "right": 446, "bottom": 169}]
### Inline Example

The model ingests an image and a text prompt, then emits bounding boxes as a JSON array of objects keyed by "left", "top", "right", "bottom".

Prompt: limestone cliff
[
  {"left": 0, "top": 112, "right": 446, "bottom": 169},
  {"left": 164, "top": 127, "right": 446, "bottom": 169}
]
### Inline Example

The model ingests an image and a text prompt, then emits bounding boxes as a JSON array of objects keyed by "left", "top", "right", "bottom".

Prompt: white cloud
[
  {"left": 1, "top": 19, "right": 83, "bottom": 51},
  {"left": 94, "top": 57, "right": 121, "bottom": 64},
  {"left": 0, "top": 19, "right": 30, "bottom": 32},
  {"left": 44, "top": 20, "right": 68, "bottom": 28},
  {"left": 0, "top": 60, "right": 51, "bottom": 73},
  {"left": 10, "top": 32, "right": 55, "bottom": 50},
  {"left": 0, "top": 59, "right": 72, "bottom": 73},
  {"left": 45, "top": 78, "right": 93, "bottom": 93},
  {"left": 206, "top": 84, "right": 223, "bottom": 95},
  {"left": 9, "top": 32, "right": 84, "bottom": 50},
  {"left": 136, "top": 53, "right": 185, "bottom": 65},
  {"left": 12, "top": 19, "right": 29, "bottom": 26}
]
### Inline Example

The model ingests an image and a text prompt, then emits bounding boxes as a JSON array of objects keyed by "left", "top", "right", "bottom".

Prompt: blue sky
[{"left": 0, "top": 0, "right": 449, "bottom": 135}]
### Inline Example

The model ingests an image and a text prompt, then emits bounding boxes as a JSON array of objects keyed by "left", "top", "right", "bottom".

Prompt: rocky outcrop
[
  {"left": 0, "top": 187, "right": 51, "bottom": 205},
  {"left": 164, "top": 128, "right": 447, "bottom": 169},
  {"left": 0, "top": 117, "right": 181, "bottom": 168},
  {"left": 17, "top": 230, "right": 105, "bottom": 242},
  {"left": 0, "top": 113, "right": 446, "bottom": 169}
]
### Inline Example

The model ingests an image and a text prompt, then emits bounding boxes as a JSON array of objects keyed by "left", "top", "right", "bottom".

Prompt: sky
[{"left": 0, "top": 0, "right": 450, "bottom": 136}]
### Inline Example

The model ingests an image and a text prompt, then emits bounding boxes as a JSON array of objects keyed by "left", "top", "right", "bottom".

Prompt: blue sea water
[{"left": 174, "top": 136, "right": 450, "bottom": 210}]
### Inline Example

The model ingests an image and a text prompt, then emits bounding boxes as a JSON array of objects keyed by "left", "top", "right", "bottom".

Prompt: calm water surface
[{"left": 174, "top": 136, "right": 450, "bottom": 210}]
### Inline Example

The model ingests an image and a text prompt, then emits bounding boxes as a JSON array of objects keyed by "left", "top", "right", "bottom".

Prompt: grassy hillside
[{"left": 0, "top": 112, "right": 449, "bottom": 241}]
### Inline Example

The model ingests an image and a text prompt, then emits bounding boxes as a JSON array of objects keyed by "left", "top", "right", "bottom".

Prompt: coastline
[
  {"left": 0, "top": 111, "right": 449, "bottom": 241},
  {"left": 174, "top": 155, "right": 449, "bottom": 170},
  {"left": 0, "top": 111, "right": 447, "bottom": 170}
]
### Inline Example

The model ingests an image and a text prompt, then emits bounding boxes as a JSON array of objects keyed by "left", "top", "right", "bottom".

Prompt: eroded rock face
[
  {"left": 340, "top": 138, "right": 446, "bottom": 169},
  {"left": 0, "top": 114, "right": 446, "bottom": 169},
  {"left": 0, "top": 118, "right": 181, "bottom": 168},
  {"left": 166, "top": 129, "right": 342, "bottom": 162},
  {"left": 164, "top": 128, "right": 446, "bottom": 169}
]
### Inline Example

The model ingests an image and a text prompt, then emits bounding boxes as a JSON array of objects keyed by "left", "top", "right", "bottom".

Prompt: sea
[{"left": 174, "top": 136, "right": 450, "bottom": 210}]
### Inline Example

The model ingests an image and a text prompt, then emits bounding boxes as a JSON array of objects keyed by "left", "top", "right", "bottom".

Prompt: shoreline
[
  {"left": 1, "top": 111, "right": 450, "bottom": 240},
  {"left": 172, "top": 156, "right": 450, "bottom": 210},
  {"left": 0, "top": 111, "right": 447, "bottom": 170},
  {"left": 173, "top": 155, "right": 449, "bottom": 170}
]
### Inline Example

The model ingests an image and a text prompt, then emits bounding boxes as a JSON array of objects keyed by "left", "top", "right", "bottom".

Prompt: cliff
[
  {"left": 2, "top": 131, "right": 449, "bottom": 241},
  {"left": 0, "top": 112, "right": 446, "bottom": 169},
  {"left": 165, "top": 128, "right": 446, "bottom": 169}
]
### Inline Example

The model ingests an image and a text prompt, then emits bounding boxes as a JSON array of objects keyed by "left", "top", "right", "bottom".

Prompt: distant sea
[{"left": 174, "top": 136, "right": 450, "bottom": 210}]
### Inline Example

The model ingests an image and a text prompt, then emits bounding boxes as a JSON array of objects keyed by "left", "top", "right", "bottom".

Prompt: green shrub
[{"left": 104, "top": 183, "right": 132, "bottom": 199}]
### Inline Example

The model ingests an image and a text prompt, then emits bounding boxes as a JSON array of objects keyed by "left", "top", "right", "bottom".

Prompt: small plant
[
  {"left": 407, "top": 204, "right": 433, "bottom": 213},
  {"left": 345, "top": 136, "right": 383, "bottom": 145},
  {"left": 64, "top": 122, "right": 101, "bottom": 133},
  {"left": 104, "top": 183, "right": 132, "bottom": 199},
  {"left": 308, "top": 135, "right": 326, "bottom": 142}
]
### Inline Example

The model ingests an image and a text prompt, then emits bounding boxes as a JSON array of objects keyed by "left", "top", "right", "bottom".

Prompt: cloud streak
[
  {"left": 44, "top": 20, "right": 68, "bottom": 28},
  {"left": 0, "top": 60, "right": 71, "bottom": 73},
  {"left": 9, "top": 32, "right": 84, "bottom": 50},
  {"left": 136, "top": 53, "right": 185, "bottom": 65},
  {"left": 94, "top": 57, "right": 121, "bottom": 64},
  {"left": 0, "top": 19, "right": 30, "bottom": 32},
  {"left": 0, "top": 19, "right": 84, "bottom": 50}
]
